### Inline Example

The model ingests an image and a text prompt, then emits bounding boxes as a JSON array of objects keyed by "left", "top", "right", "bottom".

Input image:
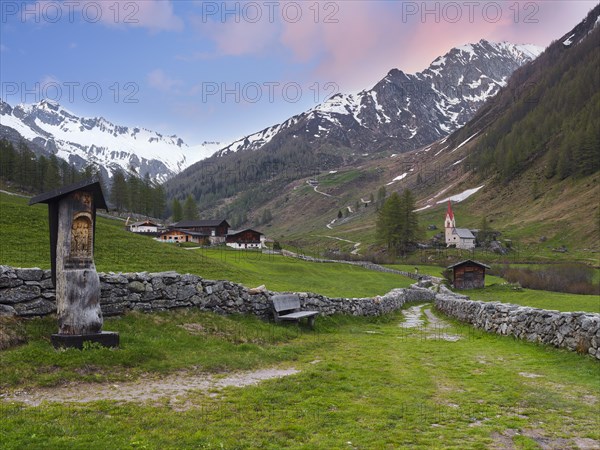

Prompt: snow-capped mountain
[
  {"left": 216, "top": 40, "right": 543, "bottom": 158},
  {"left": 0, "top": 100, "right": 224, "bottom": 183}
]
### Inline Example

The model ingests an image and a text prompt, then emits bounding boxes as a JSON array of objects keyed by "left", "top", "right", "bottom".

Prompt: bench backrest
[{"left": 271, "top": 294, "right": 300, "bottom": 313}]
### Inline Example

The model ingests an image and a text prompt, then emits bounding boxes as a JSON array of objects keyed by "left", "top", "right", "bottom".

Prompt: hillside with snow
[
  {"left": 215, "top": 40, "right": 543, "bottom": 159},
  {"left": 0, "top": 100, "right": 225, "bottom": 183}
]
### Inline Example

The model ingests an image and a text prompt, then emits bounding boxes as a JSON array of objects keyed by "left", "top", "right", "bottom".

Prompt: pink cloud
[
  {"left": 279, "top": 1, "right": 596, "bottom": 91},
  {"left": 187, "top": 1, "right": 595, "bottom": 93}
]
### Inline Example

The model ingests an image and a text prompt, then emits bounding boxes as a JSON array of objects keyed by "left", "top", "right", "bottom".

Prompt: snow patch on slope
[{"left": 436, "top": 185, "right": 485, "bottom": 203}]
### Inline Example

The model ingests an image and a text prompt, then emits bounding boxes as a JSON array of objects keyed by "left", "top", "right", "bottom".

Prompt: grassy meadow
[
  {"left": 0, "top": 192, "right": 413, "bottom": 298},
  {"left": 1, "top": 307, "right": 599, "bottom": 449},
  {"left": 1, "top": 191, "right": 599, "bottom": 449}
]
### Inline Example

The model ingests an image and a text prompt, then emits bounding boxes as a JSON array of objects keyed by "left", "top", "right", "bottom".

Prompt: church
[{"left": 445, "top": 201, "right": 476, "bottom": 249}]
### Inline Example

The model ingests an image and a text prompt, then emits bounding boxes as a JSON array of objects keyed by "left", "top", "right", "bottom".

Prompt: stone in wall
[
  {"left": 434, "top": 295, "right": 600, "bottom": 360},
  {"left": 2, "top": 264, "right": 599, "bottom": 359}
]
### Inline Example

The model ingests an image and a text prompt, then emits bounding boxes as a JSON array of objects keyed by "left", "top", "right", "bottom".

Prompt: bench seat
[
  {"left": 278, "top": 311, "right": 319, "bottom": 320},
  {"left": 271, "top": 294, "right": 319, "bottom": 328}
]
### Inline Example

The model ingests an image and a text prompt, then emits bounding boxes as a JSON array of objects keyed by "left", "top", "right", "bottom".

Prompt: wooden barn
[
  {"left": 226, "top": 229, "right": 265, "bottom": 249},
  {"left": 447, "top": 260, "right": 491, "bottom": 289}
]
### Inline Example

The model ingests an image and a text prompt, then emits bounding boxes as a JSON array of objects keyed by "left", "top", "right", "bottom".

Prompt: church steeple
[{"left": 445, "top": 201, "right": 455, "bottom": 229}]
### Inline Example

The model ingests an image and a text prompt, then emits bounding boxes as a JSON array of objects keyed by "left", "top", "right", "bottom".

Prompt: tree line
[
  {"left": 0, "top": 139, "right": 97, "bottom": 193},
  {"left": 0, "top": 139, "right": 167, "bottom": 218},
  {"left": 467, "top": 24, "right": 599, "bottom": 181},
  {"left": 109, "top": 170, "right": 166, "bottom": 218}
]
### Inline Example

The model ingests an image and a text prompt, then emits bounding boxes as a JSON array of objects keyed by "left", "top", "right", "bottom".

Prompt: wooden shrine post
[{"left": 30, "top": 179, "right": 119, "bottom": 349}]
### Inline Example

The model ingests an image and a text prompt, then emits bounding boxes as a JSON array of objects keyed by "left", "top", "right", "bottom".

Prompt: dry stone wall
[
  {"left": 2, "top": 265, "right": 598, "bottom": 359},
  {"left": 434, "top": 292, "right": 600, "bottom": 359},
  {"left": 0, "top": 266, "right": 434, "bottom": 320}
]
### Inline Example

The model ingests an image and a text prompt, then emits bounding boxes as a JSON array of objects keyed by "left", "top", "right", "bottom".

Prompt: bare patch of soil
[
  {"left": 1, "top": 367, "right": 299, "bottom": 407},
  {"left": 399, "top": 304, "right": 461, "bottom": 342},
  {"left": 490, "top": 428, "right": 599, "bottom": 450}
]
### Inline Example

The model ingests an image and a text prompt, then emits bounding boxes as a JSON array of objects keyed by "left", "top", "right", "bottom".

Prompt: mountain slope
[
  {"left": 166, "top": 40, "right": 542, "bottom": 218},
  {"left": 0, "top": 100, "right": 224, "bottom": 182},
  {"left": 260, "top": 6, "right": 600, "bottom": 257},
  {"left": 217, "top": 40, "right": 541, "bottom": 159}
]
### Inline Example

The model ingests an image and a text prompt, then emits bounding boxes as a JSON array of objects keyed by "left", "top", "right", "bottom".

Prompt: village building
[
  {"left": 170, "top": 219, "right": 230, "bottom": 245},
  {"left": 157, "top": 229, "right": 208, "bottom": 245},
  {"left": 127, "top": 220, "right": 161, "bottom": 234},
  {"left": 447, "top": 260, "right": 490, "bottom": 289},
  {"left": 226, "top": 229, "right": 265, "bottom": 249},
  {"left": 445, "top": 201, "right": 476, "bottom": 249}
]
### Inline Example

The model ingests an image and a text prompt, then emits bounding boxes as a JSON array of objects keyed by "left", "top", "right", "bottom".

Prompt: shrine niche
[
  {"left": 29, "top": 179, "right": 119, "bottom": 349},
  {"left": 69, "top": 213, "right": 93, "bottom": 263}
]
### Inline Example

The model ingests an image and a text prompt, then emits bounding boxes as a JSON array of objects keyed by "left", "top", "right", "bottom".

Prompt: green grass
[
  {"left": 1, "top": 307, "right": 598, "bottom": 449},
  {"left": 318, "top": 170, "right": 362, "bottom": 187},
  {"left": 0, "top": 310, "right": 308, "bottom": 389},
  {"left": 0, "top": 192, "right": 413, "bottom": 298},
  {"left": 467, "top": 284, "right": 600, "bottom": 313},
  {"left": 384, "top": 264, "right": 446, "bottom": 278}
]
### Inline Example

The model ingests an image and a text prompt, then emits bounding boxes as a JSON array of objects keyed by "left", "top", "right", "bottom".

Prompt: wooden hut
[{"left": 447, "top": 260, "right": 490, "bottom": 289}]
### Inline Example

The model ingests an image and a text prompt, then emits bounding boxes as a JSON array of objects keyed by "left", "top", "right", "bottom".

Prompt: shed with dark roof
[{"left": 447, "top": 260, "right": 491, "bottom": 289}]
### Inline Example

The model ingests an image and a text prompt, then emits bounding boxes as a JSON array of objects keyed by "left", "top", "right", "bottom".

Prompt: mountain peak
[
  {"left": 0, "top": 99, "right": 225, "bottom": 183},
  {"left": 213, "top": 39, "right": 540, "bottom": 161}
]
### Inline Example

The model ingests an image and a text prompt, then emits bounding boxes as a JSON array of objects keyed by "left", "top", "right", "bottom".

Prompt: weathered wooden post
[{"left": 30, "top": 179, "right": 119, "bottom": 349}]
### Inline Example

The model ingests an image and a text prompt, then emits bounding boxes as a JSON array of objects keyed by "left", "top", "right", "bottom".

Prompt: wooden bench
[{"left": 271, "top": 294, "right": 319, "bottom": 328}]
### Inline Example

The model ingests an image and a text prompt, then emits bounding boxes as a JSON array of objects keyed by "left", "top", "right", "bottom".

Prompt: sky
[{"left": 0, "top": 0, "right": 596, "bottom": 147}]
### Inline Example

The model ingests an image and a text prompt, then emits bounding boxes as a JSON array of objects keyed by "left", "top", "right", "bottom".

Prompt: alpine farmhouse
[{"left": 157, "top": 220, "right": 265, "bottom": 249}]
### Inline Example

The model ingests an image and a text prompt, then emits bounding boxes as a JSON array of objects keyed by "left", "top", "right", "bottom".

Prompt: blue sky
[{"left": 0, "top": 1, "right": 596, "bottom": 146}]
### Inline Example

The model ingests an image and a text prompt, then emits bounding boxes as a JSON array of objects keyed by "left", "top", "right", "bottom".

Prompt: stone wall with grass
[
  {"left": 0, "top": 266, "right": 435, "bottom": 320},
  {"left": 434, "top": 292, "right": 600, "bottom": 360}
]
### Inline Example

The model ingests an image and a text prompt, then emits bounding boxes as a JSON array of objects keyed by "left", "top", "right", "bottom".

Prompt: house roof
[
  {"left": 172, "top": 219, "right": 229, "bottom": 228},
  {"left": 446, "top": 201, "right": 454, "bottom": 220},
  {"left": 131, "top": 220, "right": 159, "bottom": 227},
  {"left": 452, "top": 228, "right": 475, "bottom": 239},
  {"left": 447, "top": 260, "right": 491, "bottom": 270},
  {"left": 160, "top": 229, "right": 208, "bottom": 237},
  {"left": 227, "top": 228, "right": 263, "bottom": 236},
  {"left": 29, "top": 178, "right": 108, "bottom": 211}
]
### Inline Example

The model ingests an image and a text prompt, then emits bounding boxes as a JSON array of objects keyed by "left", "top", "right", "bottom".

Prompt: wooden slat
[
  {"left": 279, "top": 311, "right": 319, "bottom": 320},
  {"left": 271, "top": 294, "right": 301, "bottom": 312}
]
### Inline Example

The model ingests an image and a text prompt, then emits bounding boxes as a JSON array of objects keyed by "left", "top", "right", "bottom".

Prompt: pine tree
[
  {"left": 376, "top": 189, "right": 420, "bottom": 256},
  {"left": 398, "top": 189, "right": 420, "bottom": 254},
  {"left": 152, "top": 184, "right": 167, "bottom": 219},
  {"left": 127, "top": 175, "right": 140, "bottom": 212},
  {"left": 183, "top": 195, "right": 199, "bottom": 220},
  {"left": 37, "top": 155, "right": 48, "bottom": 192},
  {"left": 376, "top": 192, "right": 402, "bottom": 253},
  {"left": 110, "top": 170, "right": 129, "bottom": 211},
  {"left": 172, "top": 198, "right": 183, "bottom": 222},
  {"left": 376, "top": 186, "right": 386, "bottom": 210},
  {"left": 46, "top": 154, "right": 62, "bottom": 190}
]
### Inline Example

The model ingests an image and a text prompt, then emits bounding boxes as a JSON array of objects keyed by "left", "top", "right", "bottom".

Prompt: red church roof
[{"left": 446, "top": 201, "right": 454, "bottom": 220}]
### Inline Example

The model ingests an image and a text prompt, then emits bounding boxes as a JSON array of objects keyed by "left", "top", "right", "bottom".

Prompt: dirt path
[
  {"left": 399, "top": 304, "right": 461, "bottom": 342},
  {"left": 310, "top": 183, "right": 333, "bottom": 198},
  {"left": 315, "top": 234, "right": 362, "bottom": 256},
  {"left": 1, "top": 368, "right": 299, "bottom": 407}
]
